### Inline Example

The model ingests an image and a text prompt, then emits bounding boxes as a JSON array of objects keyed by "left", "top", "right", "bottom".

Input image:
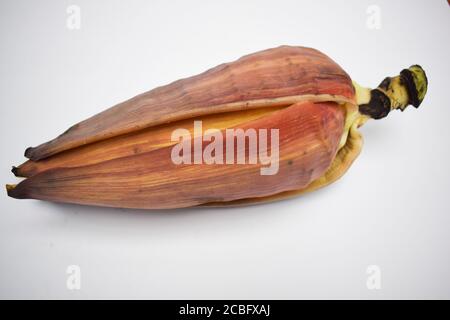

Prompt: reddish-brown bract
[
  {"left": 24, "top": 46, "right": 354, "bottom": 161},
  {"left": 10, "top": 102, "right": 345, "bottom": 209},
  {"left": 15, "top": 107, "right": 282, "bottom": 178}
]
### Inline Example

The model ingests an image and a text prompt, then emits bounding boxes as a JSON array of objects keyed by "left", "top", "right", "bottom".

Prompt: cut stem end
[{"left": 358, "top": 65, "right": 428, "bottom": 120}]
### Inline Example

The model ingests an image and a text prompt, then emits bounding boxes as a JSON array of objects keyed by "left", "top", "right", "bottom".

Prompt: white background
[{"left": 1, "top": 0, "right": 449, "bottom": 299}]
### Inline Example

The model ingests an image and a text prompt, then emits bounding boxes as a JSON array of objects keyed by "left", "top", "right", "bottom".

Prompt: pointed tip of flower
[
  {"left": 11, "top": 166, "right": 19, "bottom": 177},
  {"left": 24, "top": 147, "right": 33, "bottom": 159},
  {"left": 5, "top": 184, "right": 16, "bottom": 196},
  {"left": 6, "top": 183, "right": 29, "bottom": 199}
]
